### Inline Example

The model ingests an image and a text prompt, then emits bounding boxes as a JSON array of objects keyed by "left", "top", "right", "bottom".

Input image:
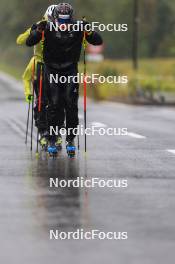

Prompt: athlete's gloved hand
[
  {"left": 26, "top": 94, "right": 33, "bottom": 103},
  {"left": 37, "top": 21, "right": 47, "bottom": 32},
  {"left": 31, "top": 23, "right": 37, "bottom": 31}
]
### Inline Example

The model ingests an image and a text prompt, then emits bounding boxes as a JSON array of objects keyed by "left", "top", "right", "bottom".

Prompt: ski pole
[
  {"left": 77, "top": 132, "right": 80, "bottom": 150},
  {"left": 30, "top": 59, "right": 35, "bottom": 151},
  {"left": 83, "top": 17, "right": 87, "bottom": 153},
  {"left": 36, "top": 64, "right": 43, "bottom": 154},
  {"left": 25, "top": 101, "right": 31, "bottom": 145},
  {"left": 77, "top": 116, "right": 80, "bottom": 151},
  {"left": 36, "top": 32, "right": 45, "bottom": 155}
]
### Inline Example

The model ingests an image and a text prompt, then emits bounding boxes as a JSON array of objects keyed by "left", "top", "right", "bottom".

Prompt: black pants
[{"left": 45, "top": 64, "right": 79, "bottom": 141}]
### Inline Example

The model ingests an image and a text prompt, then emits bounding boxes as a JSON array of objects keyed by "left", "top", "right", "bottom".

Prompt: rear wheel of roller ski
[
  {"left": 66, "top": 141, "right": 76, "bottom": 158},
  {"left": 47, "top": 145, "right": 58, "bottom": 159}
]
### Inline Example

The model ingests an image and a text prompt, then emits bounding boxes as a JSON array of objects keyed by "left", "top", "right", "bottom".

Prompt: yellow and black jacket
[{"left": 16, "top": 23, "right": 44, "bottom": 99}]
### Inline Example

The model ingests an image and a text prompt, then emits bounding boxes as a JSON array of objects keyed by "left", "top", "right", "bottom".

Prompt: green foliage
[{"left": 81, "top": 59, "right": 175, "bottom": 100}]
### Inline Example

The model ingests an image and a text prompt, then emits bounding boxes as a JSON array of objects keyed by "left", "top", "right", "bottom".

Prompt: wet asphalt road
[{"left": 0, "top": 73, "right": 175, "bottom": 264}]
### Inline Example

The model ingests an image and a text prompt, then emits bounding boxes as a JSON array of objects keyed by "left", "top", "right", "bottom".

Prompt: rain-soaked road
[{"left": 0, "top": 73, "right": 175, "bottom": 264}]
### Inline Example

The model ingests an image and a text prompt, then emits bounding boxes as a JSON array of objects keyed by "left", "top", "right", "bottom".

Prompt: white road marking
[
  {"left": 8, "top": 118, "right": 37, "bottom": 140},
  {"left": 167, "top": 149, "right": 175, "bottom": 155},
  {"left": 91, "top": 122, "right": 107, "bottom": 128},
  {"left": 127, "top": 132, "right": 146, "bottom": 139},
  {"left": 6, "top": 120, "right": 24, "bottom": 138}
]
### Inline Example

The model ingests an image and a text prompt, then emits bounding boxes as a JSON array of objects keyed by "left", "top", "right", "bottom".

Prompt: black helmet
[{"left": 53, "top": 3, "right": 73, "bottom": 23}]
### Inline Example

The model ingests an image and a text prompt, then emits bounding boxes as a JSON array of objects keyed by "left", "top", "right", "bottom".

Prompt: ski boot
[
  {"left": 47, "top": 145, "right": 58, "bottom": 158},
  {"left": 47, "top": 138, "right": 58, "bottom": 158},
  {"left": 66, "top": 140, "right": 76, "bottom": 158}
]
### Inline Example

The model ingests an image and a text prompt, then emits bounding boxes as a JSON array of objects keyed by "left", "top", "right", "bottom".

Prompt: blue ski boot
[
  {"left": 47, "top": 138, "right": 58, "bottom": 158},
  {"left": 47, "top": 144, "right": 58, "bottom": 158},
  {"left": 66, "top": 140, "right": 76, "bottom": 158}
]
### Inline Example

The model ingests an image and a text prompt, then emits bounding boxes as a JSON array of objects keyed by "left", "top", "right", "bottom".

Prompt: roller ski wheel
[
  {"left": 47, "top": 145, "right": 58, "bottom": 159},
  {"left": 66, "top": 141, "right": 76, "bottom": 158}
]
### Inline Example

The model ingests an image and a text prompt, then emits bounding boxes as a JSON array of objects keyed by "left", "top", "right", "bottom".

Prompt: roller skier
[{"left": 26, "top": 3, "right": 103, "bottom": 157}]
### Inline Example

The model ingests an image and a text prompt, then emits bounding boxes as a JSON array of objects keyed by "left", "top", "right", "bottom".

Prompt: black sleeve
[
  {"left": 26, "top": 30, "right": 42, "bottom": 47},
  {"left": 86, "top": 31, "right": 103, "bottom": 46}
]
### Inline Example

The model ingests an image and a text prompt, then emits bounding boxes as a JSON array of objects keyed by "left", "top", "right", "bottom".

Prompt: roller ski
[
  {"left": 66, "top": 140, "right": 76, "bottom": 158},
  {"left": 47, "top": 136, "right": 62, "bottom": 158}
]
